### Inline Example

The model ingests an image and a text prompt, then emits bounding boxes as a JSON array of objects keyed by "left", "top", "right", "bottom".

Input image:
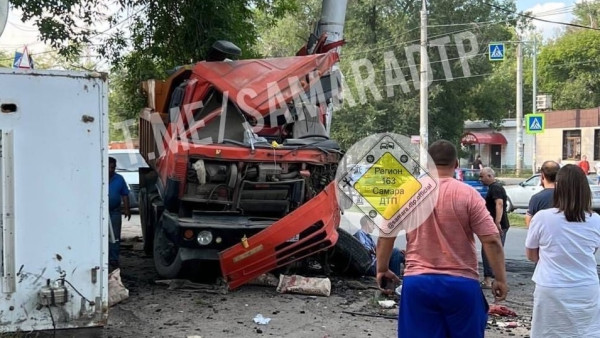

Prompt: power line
[
  {"left": 88, "top": 5, "right": 146, "bottom": 39},
  {"left": 344, "top": 51, "right": 490, "bottom": 81},
  {"left": 482, "top": 2, "right": 600, "bottom": 31},
  {"left": 343, "top": 38, "right": 494, "bottom": 81},
  {"left": 427, "top": 20, "right": 504, "bottom": 28},
  {"left": 342, "top": 21, "right": 499, "bottom": 57},
  {"left": 0, "top": 6, "right": 146, "bottom": 64},
  {"left": 341, "top": 26, "right": 420, "bottom": 57},
  {"left": 531, "top": 5, "right": 575, "bottom": 17},
  {"left": 8, "top": 21, "right": 39, "bottom": 32}
]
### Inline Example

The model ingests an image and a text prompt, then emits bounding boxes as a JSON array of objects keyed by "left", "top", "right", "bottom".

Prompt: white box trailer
[{"left": 0, "top": 69, "right": 108, "bottom": 333}]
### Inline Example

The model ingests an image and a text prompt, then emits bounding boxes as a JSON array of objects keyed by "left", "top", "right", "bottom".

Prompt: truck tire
[
  {"left": 329, "top": 228, "right": 372, "bottom": 276},
  {"left": 153, "top": 217, "right": 183, "bottom": 278},
  {"left": 139, "top": 188, "right": 154, "bottom": 256}
]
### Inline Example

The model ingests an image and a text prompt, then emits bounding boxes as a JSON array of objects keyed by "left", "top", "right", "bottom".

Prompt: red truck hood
[{"left": 190, "top": 51, "right": 339, "bottom": 116}]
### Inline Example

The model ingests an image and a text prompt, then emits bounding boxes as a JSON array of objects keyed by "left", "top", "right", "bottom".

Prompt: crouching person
[{"left": 354, "top": 215, "right": 405, "bottom": 276}]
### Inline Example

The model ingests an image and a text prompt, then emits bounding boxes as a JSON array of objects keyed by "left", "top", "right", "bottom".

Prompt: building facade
[
  {"left": 535, "top": 107, "right": 600, "bottom": 171},
  {"left": 462, "top": 119, "right": 535, "bottom": 171}
]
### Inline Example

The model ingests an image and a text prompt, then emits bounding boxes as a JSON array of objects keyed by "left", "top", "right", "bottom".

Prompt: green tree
[
  {"left": 466, "top": 30, "right": 539, "bottom": 122},
  {"left": 9, "top": 0, "right": 106, "bottom": 57},
  {"left": 106, "top": 0, "right": 297, "bottom": 123},
  {"left": 538, "top": 29, "right": 600, "bottom": 109},
  {"left": 323, "top": 0, "right": 522, "bottom": 148},
  {"left": 11, "top": 0, "right": 298, "bottom": 129},
  {"left": 572, "top": 0, "right": 600, "bottom": 29},
  {"left": 0, "top": 51, "right": 12, "bottom": 67},
  {"left": 254, "top": 0, "right": 321, "bottom": 57}
]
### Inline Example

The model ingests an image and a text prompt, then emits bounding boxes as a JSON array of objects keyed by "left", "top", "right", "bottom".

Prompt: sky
[
  {"left": 517, "top": 0, "right": 581, "bottom": 39},
  {"left": 0, "top": 1, "right": 587, "bottom": 62}
]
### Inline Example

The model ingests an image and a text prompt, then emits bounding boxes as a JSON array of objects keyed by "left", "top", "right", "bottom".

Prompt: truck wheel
[
  {"left": 139, "top": 188, "right": 154, "bottom": 256},
  {"left": 153, "top": 217, "right": 183, "bottom": 278},
  {"left": 328, "top": 228, "right": 372, "bottom": 276}
]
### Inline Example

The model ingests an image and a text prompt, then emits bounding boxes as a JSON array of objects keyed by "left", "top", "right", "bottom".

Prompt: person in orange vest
[{"left": 578, "top": 155, "right": 590, "bottom": 175}]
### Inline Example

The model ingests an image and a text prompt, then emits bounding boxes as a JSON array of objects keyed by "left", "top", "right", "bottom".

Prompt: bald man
[{"left": 479, "top": 167, "right": 509, "bottom": 289}]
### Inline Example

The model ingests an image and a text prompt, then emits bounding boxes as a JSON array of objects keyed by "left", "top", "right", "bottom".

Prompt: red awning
[{"left": 461, "top": 132, "right": 507, "bottom": 145}]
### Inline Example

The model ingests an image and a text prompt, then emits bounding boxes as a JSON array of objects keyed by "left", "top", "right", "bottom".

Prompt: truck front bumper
[{"left": 219, "top": 182, "right": 340, "bottom": 290}]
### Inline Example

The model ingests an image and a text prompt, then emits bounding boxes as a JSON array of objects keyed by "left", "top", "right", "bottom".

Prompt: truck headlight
[{"left": 197, "top": 231, "right": 213, "bottom": 246}]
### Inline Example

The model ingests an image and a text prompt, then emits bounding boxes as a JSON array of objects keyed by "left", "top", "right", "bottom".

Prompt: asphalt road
[
  {"left": 340, "top": 211, "right": 600, "bottom": 263},
  {"left": 126, "top": 211, "right": 599, "bottom": 263}
]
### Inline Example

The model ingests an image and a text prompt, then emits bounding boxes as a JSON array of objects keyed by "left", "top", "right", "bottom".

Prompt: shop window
[{"left": 562, "top": 130, "right": 581, "bottom": 160}]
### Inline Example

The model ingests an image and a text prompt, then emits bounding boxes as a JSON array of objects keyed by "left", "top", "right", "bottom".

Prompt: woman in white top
[{"left": 525, "top": 164, "right": 600, "bottom": 338}]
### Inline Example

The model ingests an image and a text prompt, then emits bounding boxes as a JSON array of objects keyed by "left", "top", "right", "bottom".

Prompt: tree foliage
[
  {"left": 254, "top": 0, "right": 321, "bottom": 57},
  {"left": 9, "top": 0, "right": 551, "bottom": 147},
  {"left": 9, "top": 0, "right": 107, "bottom": 56},
  {"left": 538, "top": 29, "right": 600, "bottom": 109},
  {"left": 11, "top": 0, "right": 298, "bottom": 133},
  {"left": 0, "top": 51, "right": 12, "bottom": 68},
  {"left": 257, "top": 0, "right": 523, "bottom": 148},
  {"left": 572, "top": 0, "right": 600, "bottom": 29}
]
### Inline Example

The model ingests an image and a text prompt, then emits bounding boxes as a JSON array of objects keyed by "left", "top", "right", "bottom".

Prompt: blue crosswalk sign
[
  {"left": 526, "top": 114, "right": 545, "bottom": 134},
  {"left": 488, "top": 43, "right": 505, "bottom": 61}
]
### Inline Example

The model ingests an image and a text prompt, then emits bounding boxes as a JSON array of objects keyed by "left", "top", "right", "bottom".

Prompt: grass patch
[{"left": 508, "top": 213, "right": 527, "bottom": 228}]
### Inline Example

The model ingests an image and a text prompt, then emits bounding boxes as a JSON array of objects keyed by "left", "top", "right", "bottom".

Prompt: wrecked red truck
[{"left": 137, "top": 38, "right": 353, "bottom": 289}]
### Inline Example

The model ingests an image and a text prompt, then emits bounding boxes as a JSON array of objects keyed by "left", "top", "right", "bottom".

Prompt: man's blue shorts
[{"left": 398, "top": 274, "right": 489, "bottom": 338}]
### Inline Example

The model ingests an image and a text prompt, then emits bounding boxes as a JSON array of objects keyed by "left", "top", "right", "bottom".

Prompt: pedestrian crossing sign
[
  {"left": 488, "top": 43, "right": 505, "bottom": 61},
  {"left": 526, "top": 114, "right": 545, "bottom": 134}
]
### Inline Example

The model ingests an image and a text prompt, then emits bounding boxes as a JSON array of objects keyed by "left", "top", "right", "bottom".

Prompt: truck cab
[{"left": 138, "top": 41, "right": 344, "bottom": 289}]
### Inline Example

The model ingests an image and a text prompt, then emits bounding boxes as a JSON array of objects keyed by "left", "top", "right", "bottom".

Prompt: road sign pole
[
  {"left": 516, "top": 41, "right": 523, "bottom": 176},
  {"left": 419, "top": 0, "right": 428, "bottom": 170},
  {"left": 532, "top": 38, "right": 537, "bottom": 172}
]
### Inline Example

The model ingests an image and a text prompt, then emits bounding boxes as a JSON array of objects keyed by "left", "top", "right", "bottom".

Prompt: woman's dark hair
[{"left": 554, "top": 164, "right": 591, "bottom": 222}]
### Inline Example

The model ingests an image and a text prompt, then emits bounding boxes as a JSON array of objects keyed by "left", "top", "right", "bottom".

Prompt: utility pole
[
  {"left": 516, "top": 41, "right": 524, "bottom": 176},
  {"left": 317, "top": 0, "right": 348, "bottom": 47},
  {"left": 316, "top": 0, "right": 348, "bottom": 134},
  {"left": 532, "top": 38, "right": 537, "bottom": 172},
  {"left": 419, "top": 0, "right": 429, "bottom": 169}
]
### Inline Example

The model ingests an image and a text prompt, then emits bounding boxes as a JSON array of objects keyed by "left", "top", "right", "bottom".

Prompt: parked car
[
  {"left": 504, "top": 174, "right": 600, "bottom": 212},
  {"left": 455, "top": 168, "right": 488, "bottom": 198},
  {"left": 108, "top": 149, "right": 149, "bottom": 210}
]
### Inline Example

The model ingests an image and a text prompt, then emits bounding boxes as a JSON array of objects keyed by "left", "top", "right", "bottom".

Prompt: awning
[{"left": 461, "top": 132, "right": 507, "bottom": 145}]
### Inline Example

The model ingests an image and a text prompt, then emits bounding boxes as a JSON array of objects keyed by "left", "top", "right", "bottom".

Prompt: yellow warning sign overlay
[{"left": 353, "top": 152, "right": 422, "bottom": 220}]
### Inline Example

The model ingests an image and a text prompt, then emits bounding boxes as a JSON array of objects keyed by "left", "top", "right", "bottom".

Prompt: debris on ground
[
  {"left": 489, "top": 304, "right": 518, "bottom": 317},
  {"left": 276, "top": 275, "right": 331, "bottom": 297},
  {"left": 155, "top": 279, "right": 228, "bottom": 295},
  {"left": 496, "top": 321, "right": 519, "bottom": 328},
  {"left": 377, "top": 300, "right": 396, "bottom": 309},
  {"left": 108, "top": 220, "right": 537, "bottom": 338},
  {"left": 108, "top": 268, "right": 129, "bottom": 307},
  {"left": 345, "top": 280, "right": 369, "bottom": 290},
  {"left": 342, "top": 311, "right": 397, "bottom": 320},
  {"left": 247, "top": 273, "right": 279, "bottom": 287},
  {"left": 253, "top": 314, "right": 271, "bottom": 325}
]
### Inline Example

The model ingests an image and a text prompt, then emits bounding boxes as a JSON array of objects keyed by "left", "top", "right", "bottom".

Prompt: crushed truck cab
[{"left": 138, "top": 45, "right": 344, "bottom": 289}]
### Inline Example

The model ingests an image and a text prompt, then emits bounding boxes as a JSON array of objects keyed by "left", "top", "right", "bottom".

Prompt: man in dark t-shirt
[
  {"left": 525, "top": 161, "right": 560, "bottom": 227},
  {"left": 479, "top": 167, "right": 509, "bottom": 288},
  {"left": 472, "top": 155, "right": 483, "bottom": 170}
]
